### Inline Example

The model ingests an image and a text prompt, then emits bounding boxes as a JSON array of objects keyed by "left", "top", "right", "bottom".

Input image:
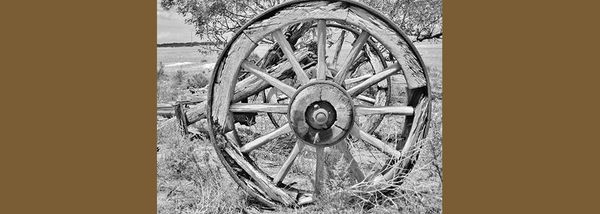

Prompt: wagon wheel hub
[{"left": 289, "top": 81, "right": 354, "bottom": 147}]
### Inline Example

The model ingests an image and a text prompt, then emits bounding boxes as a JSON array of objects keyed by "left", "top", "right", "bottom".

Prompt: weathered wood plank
[
  {"left": 355, "top": 105, "right": 414, "bottom": 115},
  {"left": 229, "top": 103, "right": 288, "bottom": 114}
]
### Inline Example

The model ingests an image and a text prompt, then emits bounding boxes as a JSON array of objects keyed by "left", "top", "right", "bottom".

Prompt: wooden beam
[
  {"left": 355, "top": 105, "right": 414, "bottom": 115},
  {"left": 229, "top": 103, "right": 288, "bottom": 114}
]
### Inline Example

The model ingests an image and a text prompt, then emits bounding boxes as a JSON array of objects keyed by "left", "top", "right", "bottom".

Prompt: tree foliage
[
  {"left": 362, "top": 0, "right": 442, "bottom": 40},
  {"left": 160, "top": 0, "right": 442, "bottom": 51}
]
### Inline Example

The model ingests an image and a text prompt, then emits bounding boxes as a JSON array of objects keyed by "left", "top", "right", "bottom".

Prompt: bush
[
  {"left": 157, "top": 62, "right": 167, "bottom": 80},
  {"left": 172, "top": 70, "right": 187, "bottom": 88},
  {"left": 185, "top": 73, "right": 209, "bottom": 89}
]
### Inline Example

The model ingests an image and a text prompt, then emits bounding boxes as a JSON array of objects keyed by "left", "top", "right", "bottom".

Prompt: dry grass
[{"left": 157, "top": 124, "right": 252, "bottom": 213}]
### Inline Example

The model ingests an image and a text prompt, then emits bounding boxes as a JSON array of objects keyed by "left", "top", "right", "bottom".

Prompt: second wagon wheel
[{"left": 207, "top": 0, "right": 432, "bottom": 208}]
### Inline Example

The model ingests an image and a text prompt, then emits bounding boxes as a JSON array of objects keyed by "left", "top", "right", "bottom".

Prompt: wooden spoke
[
  {"left": 331, "top": 30, "right": 346, "bottom": 67},
  {"left": 241, "top": 61, "right": 296, "bottom": 97},
  {"left": 336, "top": 140, "right": 365, "bottom": 182},
  {"left": 229, "top": 103, "right": 288, "bottom": 114},
  {"left": 314, "top": 146, "right": 325, "bottom": 195},
  {"left": 355, "top": 105, "right": 414, "bottom": 116},
  {"left": 344, "top": 74, "right": 373, "bottom": 85},
  {"left": 316, "top": 20, "right": 327, "bottom": 80},
  {"left": 272, "top": 29, "right": 310, "bottom": 84},
  {"left": 239, "top": 124, "right": 291, "bottom": 153},
  {"left": 333, "top": 31, "right": 370, "bottom": 84},
  {"left": 272, "top": 140, "right": 306, "bottom": 184},
  {"left": 355, "top": 95, "right": 376, "bottom": 104},
  {"left": 349, "top": 125, "right": 401, "bottom": 159},
  {"left": 347, "top": 63, "right": 402, "bottom": 97}
]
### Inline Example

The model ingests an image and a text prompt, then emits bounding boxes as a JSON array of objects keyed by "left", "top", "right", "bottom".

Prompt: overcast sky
[{"left": 157, "top": 1, "right": 200, "bottom": 44}]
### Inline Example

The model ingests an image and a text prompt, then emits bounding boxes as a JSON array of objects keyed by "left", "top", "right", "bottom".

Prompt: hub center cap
[
  {"left": 288, "top": 81, "right": 354, "bottom": 146},
  {"left": 305, "top": 101, "right": 336, "bottom": 130},
  {"left": 314, "top": 110, "right": 328, "bottom": 124}
]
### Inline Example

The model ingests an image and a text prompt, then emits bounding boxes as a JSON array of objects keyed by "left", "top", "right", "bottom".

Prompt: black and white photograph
[{"left": 157, "top": 0, "right": 442, "bottom": 212}]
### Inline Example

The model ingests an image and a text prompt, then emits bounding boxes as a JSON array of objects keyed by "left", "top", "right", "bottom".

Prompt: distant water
[
  {"left": 157, "top": 42, "right": 441, "bottom": 73},
  {"left": 165, "top": 62, "right": 193, "bottom": 67},
  {"left": 201, "top": 63, "right": 216, "bottom": 70}
]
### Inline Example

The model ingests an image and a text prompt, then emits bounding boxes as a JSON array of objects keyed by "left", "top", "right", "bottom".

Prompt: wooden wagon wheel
[
  {"left": 262, "top": 23, "right": 392, "bottom": 135},
  {"left": 207, "top": 0, "right": 432, "bottom": 207}
]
